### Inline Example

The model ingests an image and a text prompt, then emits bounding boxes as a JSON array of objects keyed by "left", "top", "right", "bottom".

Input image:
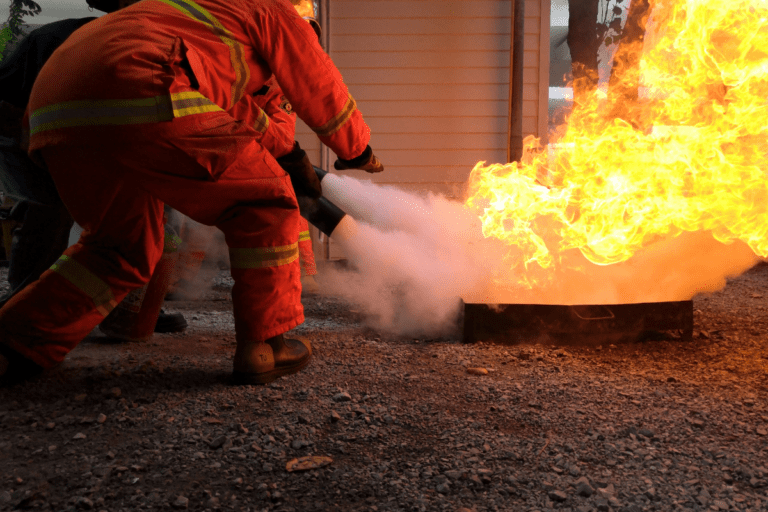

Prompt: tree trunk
[
  {"left": 608, "top": 0, "right": 651, "bottom": 103},
  {"left": 567, "top": 0, "right": 600, "bottom": 104}
]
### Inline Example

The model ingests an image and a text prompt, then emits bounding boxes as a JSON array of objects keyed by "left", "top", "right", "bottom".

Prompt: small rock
[
  {"left": 444, "top": 470, "right": 463, "bottom": 481},
  {"left": 76, "top": 497, "right": 94, "bottom": 510},
  {"left": 73, "top": 432, "right": 86, "bottom": 440},
  {"left": 638, "top": 428, "right": 654, "bottom": 438},
  {"left": 575, "top": 478, "right": 594, "bottom": 497},
  {"left": 549, "top": 489, "right": 568, "bottom": 502},
  {"left": 330, "top": 411, "right": 341, "bottom": 423},
  {"left": 209, "top": 435, "right": 228, "bottom": 449},
  {"left": 333, "top": 392, "right": 352, "bottom": 402},
  {"left": 109, "top": 387, "right": 121, "bottom": 398},
  {"left": 756, "top": 427, "right": 767, "bottom": 436},
  {"left": 96, "top": 413, "right": 107, "bottom": 424},
  {"left": 172, "top": 495, "right": 189, "bottom": 509},
  {"left": 435, "top": 482, "right": 450, "bottom": 494},
  {"left": 0, "top": 491, "right": 10, "bottom": 504},
  {"left": 467, "top": 367, "right": 488, "bottom": 376},
  {"left": 596, "top": 484, "right": 615, "bottom": 499},
  {"left": 45, "top": 422, "right": 55, "bottom": 430},
  {"left": 74, "top": 394, "right": 87, "bottom": 402}
]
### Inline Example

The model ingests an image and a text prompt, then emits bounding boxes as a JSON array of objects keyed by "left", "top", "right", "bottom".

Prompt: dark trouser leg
[
  {"left": 0, "top": 200, "right": 74, "bottom": 308},
  {"left": 7, "top": 201, "right": 74, "bottom": 292}
]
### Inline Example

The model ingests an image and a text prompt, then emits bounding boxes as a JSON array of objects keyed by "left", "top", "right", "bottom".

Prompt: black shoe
[
  {"left": 0, "top": 344, "right": 43, "bottom": 386},
  {"left": 232, "top": 334, "right": 312, "bottom": 385},
  {"left": 154, "top": 310, "right": 188, "bottom": 333}
]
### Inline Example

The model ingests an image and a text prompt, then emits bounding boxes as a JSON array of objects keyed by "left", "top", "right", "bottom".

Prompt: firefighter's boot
[
  {"left": 232, "top": 334, "right": 312, "bottom": 385},
  {"left": 0, "top": 345, "right": 44, "bottom": 386}
]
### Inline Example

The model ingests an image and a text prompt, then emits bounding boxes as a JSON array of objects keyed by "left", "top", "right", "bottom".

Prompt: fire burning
[
  {"left": 465, "top": 0, "right": 768, "bottom": 294},
  {"left": 317, "top": 0, "right": 767, "bottom": 334}
]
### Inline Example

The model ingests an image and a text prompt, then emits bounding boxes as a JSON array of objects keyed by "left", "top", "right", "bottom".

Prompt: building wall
[{"left": 303, "top": 0, "right": 550, "bottom": 259}]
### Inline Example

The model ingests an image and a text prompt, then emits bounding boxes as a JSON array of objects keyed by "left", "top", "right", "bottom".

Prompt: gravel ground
[{"left": 1, "top": 262, "right": 767, "bottom": 512}]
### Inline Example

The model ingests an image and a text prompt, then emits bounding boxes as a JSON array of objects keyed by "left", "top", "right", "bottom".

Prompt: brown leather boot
[{"left": 232, "top": 334, "right": 312, "bottom": 385}]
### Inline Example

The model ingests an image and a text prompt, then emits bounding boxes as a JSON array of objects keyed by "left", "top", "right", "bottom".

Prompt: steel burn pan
[{"left": 461, "top": 300, "right": 694, "bottom": 344}]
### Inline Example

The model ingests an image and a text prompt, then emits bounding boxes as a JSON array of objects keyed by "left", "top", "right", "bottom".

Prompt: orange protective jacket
[
  {"left": 1, "top": 0, "right": 363, "bottom": 367},
  {"left": 28, "top": 0, "right": 369, "bottom": 160},
  {"left": 229, "top": 76, "right": 317, "bottom": 276}
]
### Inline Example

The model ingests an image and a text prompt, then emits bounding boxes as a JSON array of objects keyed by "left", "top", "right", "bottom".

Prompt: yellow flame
[{"left": 466, "top": 0, "right": 768, "bottom": 288}]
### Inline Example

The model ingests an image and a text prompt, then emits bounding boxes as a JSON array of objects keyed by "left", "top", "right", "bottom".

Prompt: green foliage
[
  {"left": 0, "top": 25, "right": 12, "bottom": 59},
  {"left": 0, "top": 0, "right": 41, "bottom": 62}
]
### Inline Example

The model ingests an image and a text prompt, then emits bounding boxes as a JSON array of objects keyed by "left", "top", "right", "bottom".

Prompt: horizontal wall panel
[
  {"left": 365, "top": 116, "right": 508, "bottom": 134},
  {"left": 352, "top": 99, "right": 509, "bottom": 117},
  {"left": 523, "top": 67, "right": 540, "bottom": 83},
  {"left": 524, "top": 49, "right": 540, "bottom": 67},
  {"left": 332, "top": 34, "right": 509, "bottom": 52},
  {"left": 331, "top": 1, "right": 511, "bottom": 19},
  {"left": 524, "top": 33, "right": 540, "bottom": 50},
  {"left": 346, "top": 83, "right": 508, "bottom": 101},
  {"left": 524, "top": 16, "right": 541, "bottom": 34},
  {"left": 341, "top": 67, "right": 510, "bottom": 86},
  {"left": 525, "top": 0, "right": 541, "bottom": 17},
  {"left": 522, "top": 117, "right": 539, "bottom": 133},
  {"left": 362, "top": 132, "right": 507, "bottom": 151},
  {"left": 333, "top": 148, "right": 507, "bottom": 169},
  {"left": 332, "top": 17, "right": 511, "bottom": 35},
  {"left": 332, "top": 51, "right": 509, "bottom": 69},
  {"left": 334, "top": 165, "right": 476, "bottom": 183}
]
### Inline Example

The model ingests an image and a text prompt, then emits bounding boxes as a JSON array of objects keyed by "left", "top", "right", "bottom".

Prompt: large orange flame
[{"left": 465, "top": 0, "right": 768, "bottom": 290}]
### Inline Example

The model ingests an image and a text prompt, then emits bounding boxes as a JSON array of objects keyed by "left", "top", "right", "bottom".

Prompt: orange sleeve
[
  {"left": 247, "top": 2, "right": 370, "bottom": 161},
  {"left": 227, "top": 77, "right": 296, "bottom": 158}
]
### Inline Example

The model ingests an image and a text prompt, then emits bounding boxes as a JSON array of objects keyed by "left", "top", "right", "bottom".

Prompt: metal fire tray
[{"left": 461, "top": 300, "right": 693, "bottom": 344}]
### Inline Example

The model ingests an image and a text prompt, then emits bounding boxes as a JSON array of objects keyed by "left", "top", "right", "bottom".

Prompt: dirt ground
[{"left": 1, "top": 262, "right": 767, "bottom": 512}]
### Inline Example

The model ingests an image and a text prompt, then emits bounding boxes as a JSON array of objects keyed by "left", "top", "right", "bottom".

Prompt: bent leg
[{"left": 0, "top": 145, "right": 164, "bottom": 369}]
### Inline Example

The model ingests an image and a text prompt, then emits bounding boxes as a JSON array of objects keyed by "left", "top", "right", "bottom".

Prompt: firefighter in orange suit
[
  {"left": 0, "top": 0, "right": 384, "bottom": 386},
  {"left": 231, "top": 75, "right": 320, "bottom": 286}
]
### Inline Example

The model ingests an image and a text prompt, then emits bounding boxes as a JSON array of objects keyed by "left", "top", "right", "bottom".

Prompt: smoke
[
  {"left": 316, "top": 174, "right": 504, "bottom": 336},
  {"left": 165, "top": 212, "right": 226, "bottom": 301},
  {"left": 316, "top": 174, "right": 761, "bottom": 337}
]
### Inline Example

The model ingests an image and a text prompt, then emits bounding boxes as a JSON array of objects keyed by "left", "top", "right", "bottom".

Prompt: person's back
[
  {"left": 0, "top": 17, "right": 95, "bottom": 306},
  {"left": 0, "top": 17, "right": 96, "bottom": 109}
]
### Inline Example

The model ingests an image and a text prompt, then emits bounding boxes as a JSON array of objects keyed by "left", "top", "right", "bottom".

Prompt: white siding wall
[
  {"left": 327, "top": 0, "right": 511, "bottom": 201},
  {"left": 317, "top": 0, "right": 549, "bottom": 259}
]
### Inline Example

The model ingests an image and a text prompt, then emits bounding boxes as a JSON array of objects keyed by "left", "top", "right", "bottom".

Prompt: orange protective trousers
[
  {"left": 0, "top": 112, "right": 303, "bottom": 369},
  {"left": 0, "top": 0, "right": 371, "bottom": 369}
]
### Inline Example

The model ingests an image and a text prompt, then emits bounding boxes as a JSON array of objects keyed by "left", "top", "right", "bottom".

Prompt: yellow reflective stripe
[
  {"left": 50, "top": 255, "right": 118, "bottom": 316},
  {"left": 229, "top": 243, "right": 299, "bottom": 269},
  {"left": 312, "top": 94, "right": 358, "bottom": 138},
  {"left": 30, "top": 96, "right": 174, "bottom": 136},
  {"left": 29, "top": 92, "right": 222, "bottom": 135},
  {"left": 253, "top": 107, "right": 269, "bottom": 134},
  {"left": 298, "top": 230, "right": 310, "bottom": 242},
  {"left": 153, "top": 0, "right": 249, "bottom": 107},
  {"left": 169, "top": 90, "right": 224, "bottom": 117}
]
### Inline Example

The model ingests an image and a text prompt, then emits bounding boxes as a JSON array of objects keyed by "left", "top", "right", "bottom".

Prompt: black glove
[
  {"left": 333, "top": 145, "right": 384, "bottom": 173},
  {"left": 276, "top": 142, "right": 322, "bottom": 199}
]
